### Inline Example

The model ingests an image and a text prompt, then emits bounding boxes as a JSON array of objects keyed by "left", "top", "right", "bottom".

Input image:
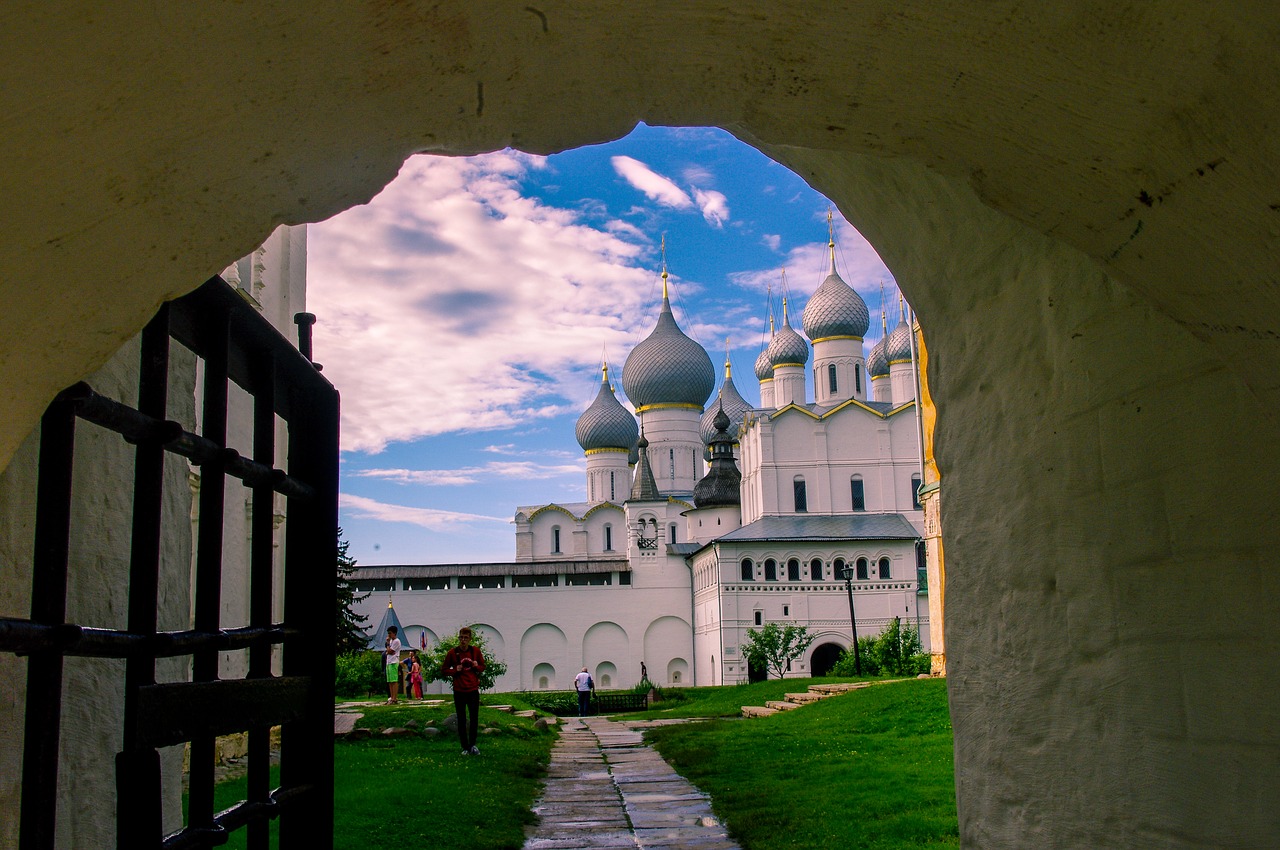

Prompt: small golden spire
[
  {"left": 880, "top": 279, "right": 889, "bottom": 334},
  {"left": 387, "top": 595, "right": 393, "bottom": 609},
  {"left": 782, "top": 295, "right": 790, "bottom": 326},
  {"left": 660, "top": 234, "right": 669, "bottom": 302},
  {"left": 724, "top": 337, "right": 732, "bottom": 378},
  {"left": 827, "top": 208, "right": 837, "bottom": 270}
]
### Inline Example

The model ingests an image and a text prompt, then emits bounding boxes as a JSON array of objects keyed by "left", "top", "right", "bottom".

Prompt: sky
[{"left": 308, "top": 123, "right": 899, "bottom": 566}]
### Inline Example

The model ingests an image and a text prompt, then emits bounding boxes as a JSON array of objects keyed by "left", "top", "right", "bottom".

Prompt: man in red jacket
[{"left": 442, "top": 627, "right": 486, "bottom": 755}]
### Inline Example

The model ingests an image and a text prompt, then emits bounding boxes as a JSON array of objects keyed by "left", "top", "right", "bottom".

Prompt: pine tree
[{"left": 335, "top": 529, "right": 370, "bottom": 655}]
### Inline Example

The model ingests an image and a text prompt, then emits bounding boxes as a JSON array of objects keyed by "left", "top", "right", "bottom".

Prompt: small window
[
  {"left": 855, "top": 364, "right": 862, "bottom": 394},
  {"left": 539, "top": 676, "right": 549, "bottom": 689},
  {"left": 619, "top": 571, "right": 632, "bottom": 585},
  {"left": 856, "top": 557, "right": 869, "bottom": 580},
  {"left": 551, "top": 526, "right": 561, "bottom": 554},
  {"left": 741, "top": 558, "right": 754, "bottom": 581},
  {"left": 828, "top": 363, "right": 838, "bottom": 394},
  {"left": 793, "top": 478, "right": 807, "bottom": 513},
  {"left": 601, "top": 674, "right": 612, "bottom": 687},
  {"left": 834, "top": 557, "right": 846, "bottom": 580},
  {"left": 879, "top": 557, "right": 891, "bottom": 579},
  {"left": 669, "top": 447, "right": 675, "bottom": 483},
  {"left": 754, "top": 611, "right": 763, "bottom": 626},
  {"left": 783, "top": 605, "right": 790, "bottom": 617},
  {"left": 764, "top": 559, "right": 778, "bottom": 581},
  {"left": 669, "top": 523, "right": 677, "bottom": 544},
  {"left": 851, "top": 478, "right": 865, "bottom": 511},
  {"left": 787, "top": 558, "right": 800, "bottom": 581},
  {"left": 610, "top": 471, "right": 616, "bottom": 501},
  {"left": 810, "top": 558, "right": 823, "bottom": 581},
  {"left": 672, "top": 671, "right": 681, "bottom": 683},
  {"left": 911, "top": 475, "right": 922, "bottom": 509},
  {"left": 513, "top": 574, "right": 558, "bottom": 588},
  {"left": 604, "top": 524, "right": 613, "bottom": 551}
]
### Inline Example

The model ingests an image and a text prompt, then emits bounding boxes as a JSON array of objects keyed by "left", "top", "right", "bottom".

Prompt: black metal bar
[
  {"left": 247, "top": 358, "right": 275, "bottom": 850},
  {"left": 119, "top": 307, "right": 171, "bottom": 849},
  {"left": 188, "top": 305, "right": 229, "bottom": 831},
  {"left": 0, "top": 619, "right": 299, "bottom": 657},
  {"left": 161, "top": 786, "right": 312, "bottom": 850},
  {"left": 280, "top": 381, "right": 339, "bottom": 848},
  {"left": 20, "top": 394, "right": 78, "bottom": 850},
  {"left": 63, "top": 384, "right": 314, "bottom": 500},
  {"left": 135, "top": 677, "right": 310, "bottom": 748}
]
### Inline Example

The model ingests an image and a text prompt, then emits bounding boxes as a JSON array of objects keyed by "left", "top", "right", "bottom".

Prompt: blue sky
[{"left": 308, "top": 124, "right": 898, "bottom": 565}]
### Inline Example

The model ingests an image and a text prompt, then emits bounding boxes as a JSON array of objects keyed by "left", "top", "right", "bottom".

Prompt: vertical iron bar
[
  {"left": 188, "top": 308, "right": 230, "bottom": 831},
  {"left": 118, "top": 307, "right": 172, "bottom": 849},
  {"left": 279, "top": 382, "right": 338, "bottom": 848},
  {"left": 246, "top": 357, "right": 275, "bottom": 850},
  {"left": 20, "top": 395, "right": 78, "bottom": 850}
]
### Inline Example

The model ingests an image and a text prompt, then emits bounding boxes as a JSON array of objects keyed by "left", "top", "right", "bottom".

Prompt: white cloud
[
  {"left": 693, "top": 188, "right": 730, "bottom": 228},
  {"left": 611, "top": 156, "right": 693, "bottom": 209},
  {"left": 729, "top": 218, "right": 895, "bottom": 306},
  {"left": 309, "top": 152, "right": 662, "bottom": 453},
  {"left": 340, "top": 494, "right": 509, "bottom": 529},
  {"left": 761, "top": 233, "right": 782, "bottom": 252},
  {"left": 355, "top": 460, "right": 584, "bottom": 486}
]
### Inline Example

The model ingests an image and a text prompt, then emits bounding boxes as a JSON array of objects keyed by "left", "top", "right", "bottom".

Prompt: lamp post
[{"left": 839, "top": 564, "right": 862, "bottom": 675}]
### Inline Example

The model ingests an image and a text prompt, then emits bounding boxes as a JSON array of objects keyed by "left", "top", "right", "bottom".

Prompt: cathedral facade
[{"left": 352, "top": 245, "right": 928, "bottom": 691}]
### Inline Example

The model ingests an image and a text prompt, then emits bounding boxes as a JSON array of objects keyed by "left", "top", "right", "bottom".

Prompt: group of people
[{"left": 382, "top": 625, "right": 487, "bottom": 756}]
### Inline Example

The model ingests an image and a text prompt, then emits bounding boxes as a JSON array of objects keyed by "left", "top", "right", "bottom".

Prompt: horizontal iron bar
[
  {"left": 0, "top": 618, "right": 299, "bottom": 658},
  {"left": 137, "top": 677, "right": 310, "bottom": 748},
  {"left": 161, "top": 785, "right": 312, "bottom": 850},
  {"left": 57, "top": 383, "right": 314, "bottom": 500}
]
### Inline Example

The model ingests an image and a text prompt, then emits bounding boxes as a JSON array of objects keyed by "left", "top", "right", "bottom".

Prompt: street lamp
[{"left": 839, "top": 563, "right": 862, "bottom": 675}]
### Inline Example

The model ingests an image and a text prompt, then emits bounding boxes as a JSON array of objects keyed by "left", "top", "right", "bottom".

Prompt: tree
[
  {"left": 335, "top": 529, "right": 370, "bottom": 655},
  {"left": 741, "top": 623, "right": 815, "bottom": 680},
  {"left": 422, "top": 627, "right": 509, "bottom": 691}
]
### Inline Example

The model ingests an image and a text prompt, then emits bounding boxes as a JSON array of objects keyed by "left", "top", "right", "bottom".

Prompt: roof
[
  {"left": 715, "top": 513, "right": 921, "bottom": 543},
  {"left": 353, "top": 559, "right": 630, "bottom": 579},
  {"left": 366, "top": 601, "right": 411, "bottom": 650},
  {"left": 668, "top": 543, "right": 702, "bottom": 556}
]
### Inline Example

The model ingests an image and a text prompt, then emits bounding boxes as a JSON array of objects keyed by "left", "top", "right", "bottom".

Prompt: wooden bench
[{"left": 591, "top": 692, "right": 649, "bottom": 714}]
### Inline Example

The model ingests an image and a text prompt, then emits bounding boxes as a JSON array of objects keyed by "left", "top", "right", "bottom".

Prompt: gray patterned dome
[
  {"left": 622, "top": 292, "right": 715, "bottom": 409},
  {"left": 767, "top": 304, "right": 809, "bottom": 367},
  {"left": 700, "top": 370, "right": 751, "bottom": 446},
  {"left": 575, "top": 365, "right": 639, "bottom": 452},
  {"left": 886, "top": 317, "right": 913, "bottom": 364},
  {"left": 802, "top": 261, "right": 869, "bottom": 341},
  {"left": 867, "top": 336, "right": 889, "bottom": 377},
  {"left": 754, "top": 346, "right": 774, "bottom": 380}
]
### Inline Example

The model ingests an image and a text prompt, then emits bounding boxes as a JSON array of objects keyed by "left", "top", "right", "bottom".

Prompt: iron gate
[{"left": 0, "top": 276, "right": 339, "bottom": 848}]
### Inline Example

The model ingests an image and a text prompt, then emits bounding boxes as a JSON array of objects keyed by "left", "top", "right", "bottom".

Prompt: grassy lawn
[
  {"left": 645, "top": 678, "right": 958, "bottom": 850},
  {"left": 630, "top": 676, "right": 870, "bottom": 719}
]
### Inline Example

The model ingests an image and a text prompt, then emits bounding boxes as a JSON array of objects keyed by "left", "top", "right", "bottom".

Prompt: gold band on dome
[
  {"left": 584, "top": 447, "right": 629, "bottom": 456},
  {"left": 773, "top": 361, "right": 806, "bottom": 368},
  {"left": 887, "top": 358, "right": 913, "bottom": 365},
  {"left": 635, "top": 402, "right": 703, "bottom": 413},
  {"left": 758, "top": 377, "right": 774, "bottom": 384},
  {"left": 810, "top": 335, "right": 864, "bottom": 344}
]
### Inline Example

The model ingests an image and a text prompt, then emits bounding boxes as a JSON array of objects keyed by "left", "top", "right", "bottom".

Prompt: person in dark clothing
[{"left": 441, "top": 627, "right": 486, "bottom": 755}]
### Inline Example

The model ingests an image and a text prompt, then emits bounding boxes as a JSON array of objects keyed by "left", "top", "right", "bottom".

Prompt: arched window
[
  {"left": 879, "top": 557, "right": 891, "bottom": 579},
  {"left": 856, "top": 556, "right": 869, "bottom": 580},
  {"left": 787, "top": 558, "right": 800, "bottom": 581},
  {"left": 551, "top": 526, "right": 561, "bottom": 554},
  {"left": 911, "top": 474, "right": 922, "bottom": 509},
  {"left": 604, "top": 524, "right": 613, "bottom": 551},
  {"left": 828, "top": 363, "right": 838, "bottom": 394},
  {"left": 793, "top": 477, "right": 807, "bottom": 512},
  {"left": 810, "top": 558, "right": 823, "bottom": 581},
  {"left": 851, "top": 477, "right": 865, "bottom": 511},
  {"left": 754, "top": 610, "right": 763, "bottom": 626},
  {"left": 764, "top": 558, "right": 778, "bottom": 581},
  {"left": 741, "top": 558, "right": 754, "bottom": 581},
  {"left": 833, "top": 557, "right": 846, "bottom": 580},
  {"left": 855, "top": 363, "right": 862, "bottom": 394}
]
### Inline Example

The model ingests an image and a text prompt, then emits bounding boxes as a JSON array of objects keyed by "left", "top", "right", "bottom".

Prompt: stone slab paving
[{"left": 523, "top": 716, "right": 739, "bottom": 850}]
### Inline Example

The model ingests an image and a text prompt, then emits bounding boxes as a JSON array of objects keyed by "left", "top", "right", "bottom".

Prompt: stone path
[{"left": 524, "top": 716, "right": 739, "bottom": 850}]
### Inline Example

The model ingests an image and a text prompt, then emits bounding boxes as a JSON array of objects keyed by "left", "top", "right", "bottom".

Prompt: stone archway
[
  {"left": 2, "top": 7, "right": 1278, "bottom": 848},
  {"left": 810, "top": 643, "right": 845, "bottom": 678}
]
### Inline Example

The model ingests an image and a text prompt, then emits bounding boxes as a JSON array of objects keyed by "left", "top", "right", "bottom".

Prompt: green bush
[
  {"left": 829, "top": 619, "right": 928, "bottom": 677},
  {"left": 335, "top": 650, "right": 383, "bottom": 697},
  {"left": 519, "top": 690, "right": 579, "bottom": 716}
]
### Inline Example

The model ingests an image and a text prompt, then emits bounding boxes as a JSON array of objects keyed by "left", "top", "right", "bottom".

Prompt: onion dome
[
  {"left": 885, "top": 316, "right": 913, "bottom": 364},
  {"left": 802, "top": 250, "right": 870, "bottom": 341},
  {"left": 754, "top": 347, "right": 773, "bottom": 380},
  {"left": 693, "top": 406, "right": 742, "bottom": 509},
  {"left": 700, "top": 360, "right": 752, "bottom": 446},
  {"left": 867, "top": 336, "right": 889, "bottom": 378},
  {"left": 621, "top": 268, "right": 714, "bottom": 409},
  {"left": 575, "top": 362, "right": 639, "bottom": 452},
  {"left": 767, "top": 299, "right": 809, "bottom": 367}
]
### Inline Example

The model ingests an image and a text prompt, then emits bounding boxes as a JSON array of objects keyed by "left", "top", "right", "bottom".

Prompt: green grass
[
  {"left": 631, "top": 676, "right": 870, "bottom": 719},
  {"left": 645, "top": 679, "right": 958, "bottom": 850}
]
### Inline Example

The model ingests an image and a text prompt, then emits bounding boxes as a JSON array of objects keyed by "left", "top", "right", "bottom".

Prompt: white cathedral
[{"left": 352, "top": 237, "right": 929, "bottom": 691}]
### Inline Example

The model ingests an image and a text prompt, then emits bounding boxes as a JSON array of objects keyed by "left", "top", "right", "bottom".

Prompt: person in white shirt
[
  {"left": 573, "top": 667, "right": 593, "bottom": 716},
  {"left": 384, "top": 626, "right": 402, "bottom": 704}
]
